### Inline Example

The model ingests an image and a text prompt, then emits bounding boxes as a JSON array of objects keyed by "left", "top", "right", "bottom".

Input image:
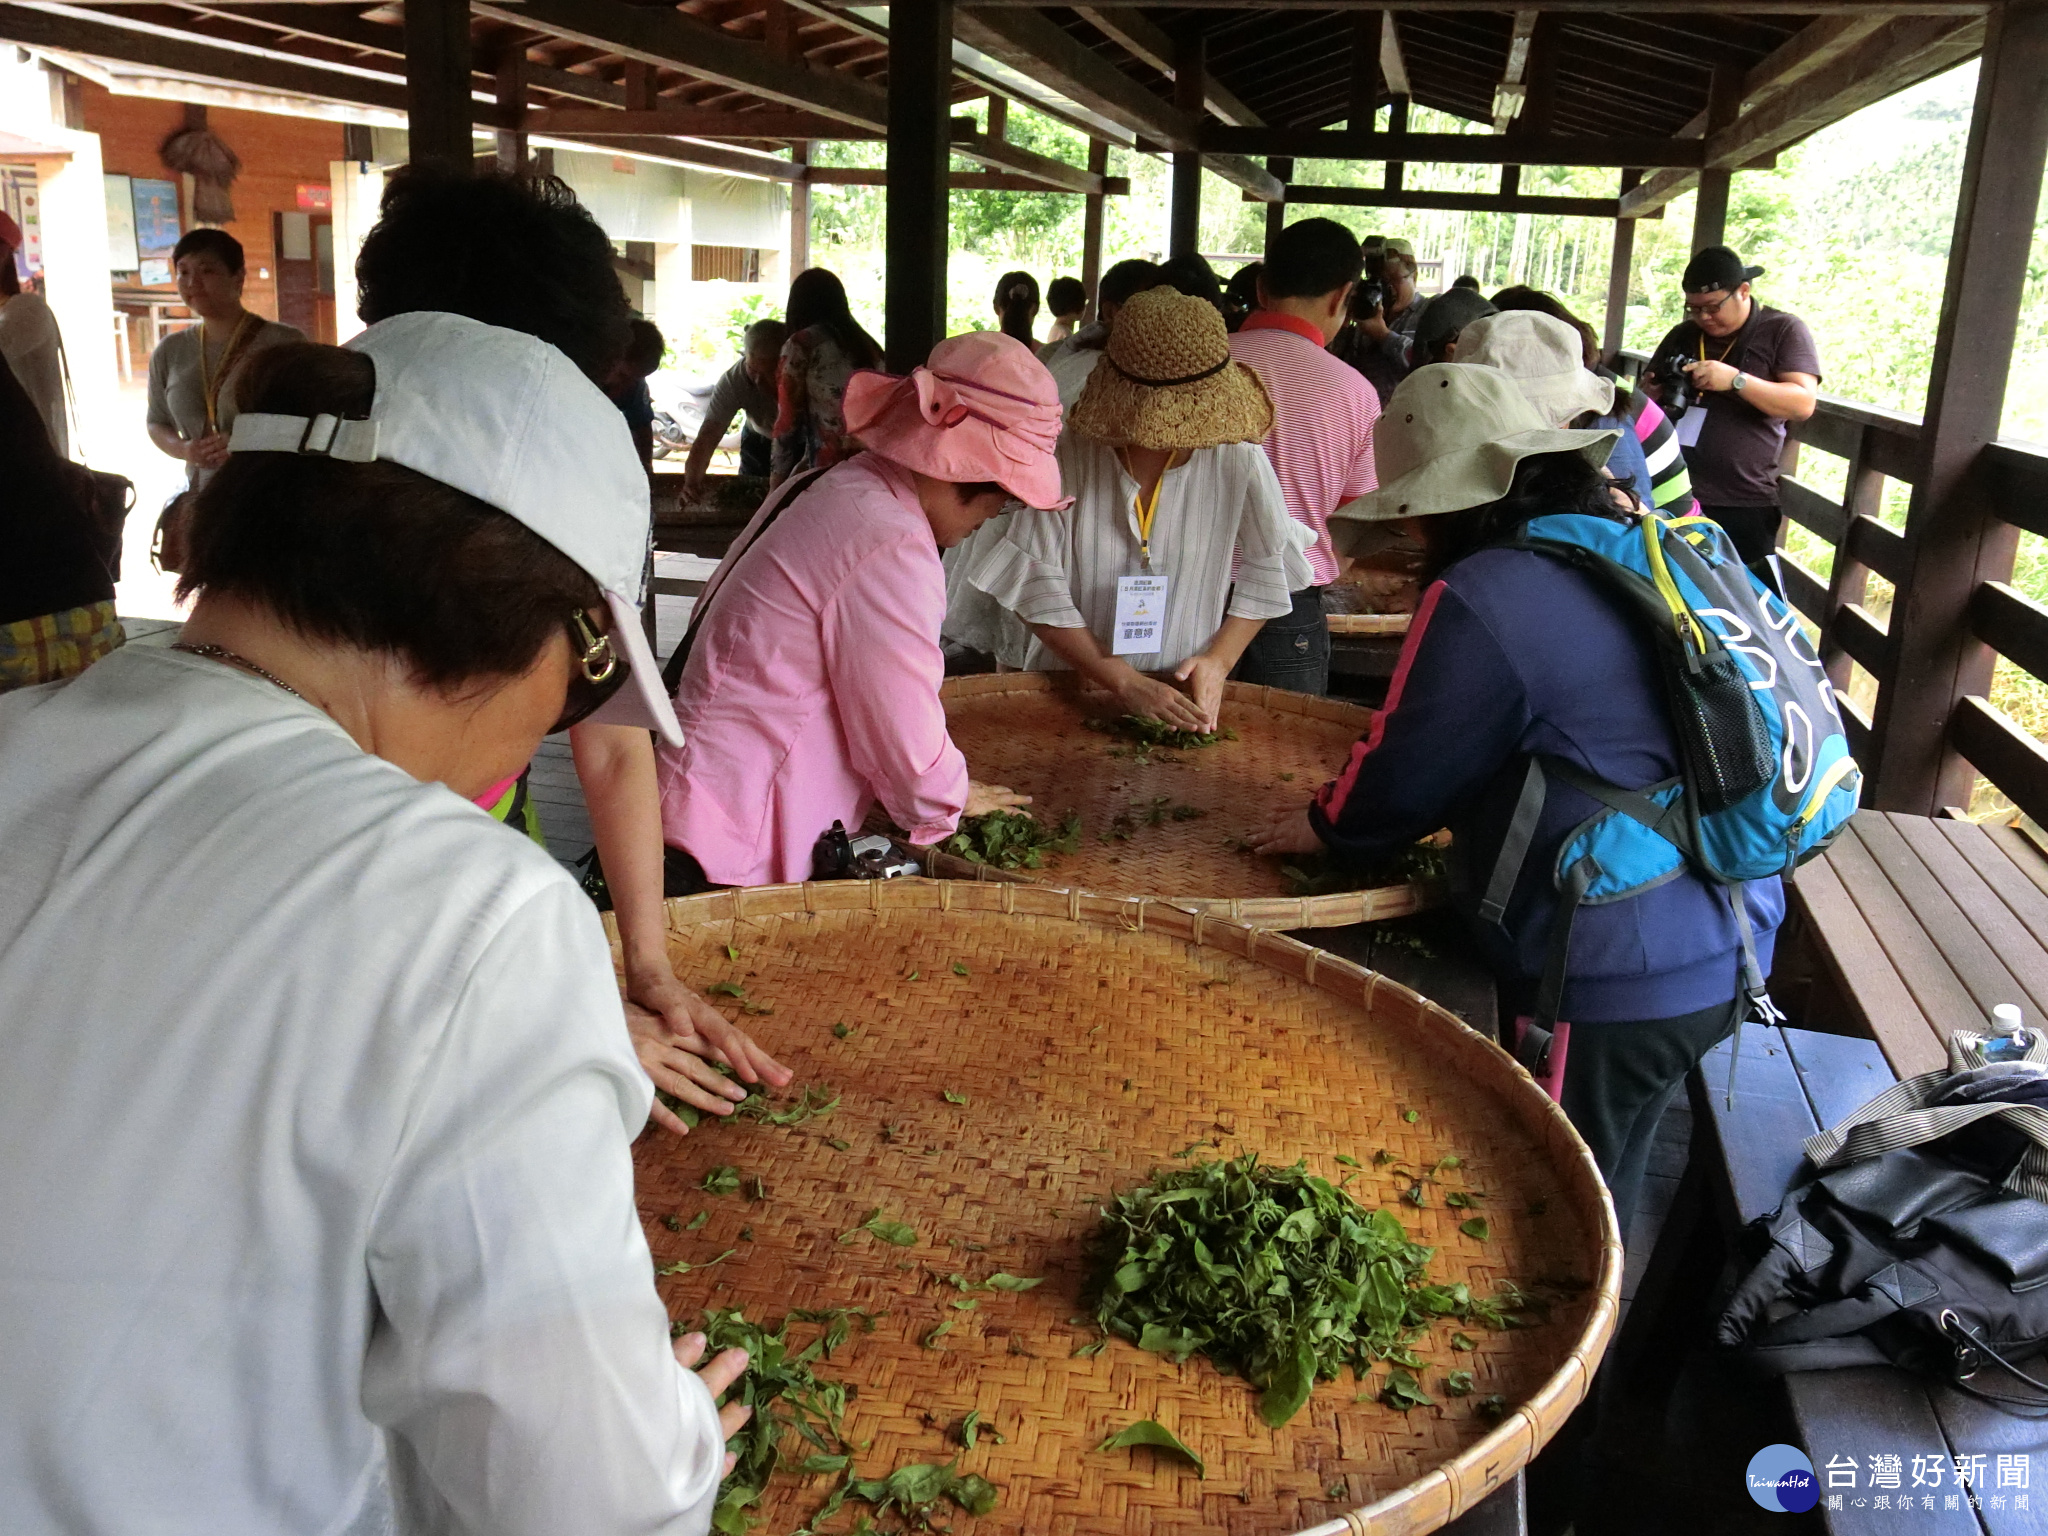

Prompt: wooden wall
[{"left": 81, "top": 84, "right": 344, "bottom": 326}]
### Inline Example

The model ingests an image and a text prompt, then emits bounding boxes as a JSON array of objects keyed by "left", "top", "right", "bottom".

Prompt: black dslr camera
[
  {"left": 1354, "top": 277, "right": 1389, "bottom": 319},
  {"left": 812, "top": 821, "right": 922, "bottom": 881},
  {"left": 1657, "top": 354, "right": 1699, "bottom": 421}
]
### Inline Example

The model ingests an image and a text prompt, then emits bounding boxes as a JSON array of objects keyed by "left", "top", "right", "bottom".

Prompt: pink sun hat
[{"left": 842, "top": 331, "right": 1071, "bottom": 510}]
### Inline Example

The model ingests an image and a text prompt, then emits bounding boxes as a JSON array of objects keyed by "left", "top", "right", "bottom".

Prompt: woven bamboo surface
[
  {"left": 924, "top": 674, "right": 1432, "bottom": 929},
  {"left": 623, "top": 881, "right": 1620, "bottom": 1536},
  {"left": 1324, "top": 615, "right": 1412, "bottom": 637}
]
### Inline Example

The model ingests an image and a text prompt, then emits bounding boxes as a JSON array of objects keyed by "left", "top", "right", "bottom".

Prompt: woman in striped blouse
[{"left": 969, "top": 287, "right": 1309, "bottom": 734}]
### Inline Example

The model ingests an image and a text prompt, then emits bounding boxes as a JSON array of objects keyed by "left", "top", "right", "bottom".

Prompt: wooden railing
[{"left": 1618, "top": 352, "right": 2048, "bottom": 822}]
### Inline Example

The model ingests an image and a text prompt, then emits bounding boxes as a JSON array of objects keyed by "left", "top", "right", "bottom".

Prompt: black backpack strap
[
  {"left": 1480, "top": 756, "right": 1549, "bottom": 929},
  {"left": 1541, "top": 756, "right": 1697, "bottom": 861},
  {"left": 660, "top": 465, "right": 829, "bottom": 696},
  {"left": 1532, "top": 854, "right": 1598, "bottom": 1034}
]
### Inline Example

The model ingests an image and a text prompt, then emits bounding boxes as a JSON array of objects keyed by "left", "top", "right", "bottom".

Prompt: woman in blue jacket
[{"left": 1254, "top": 363, "right": 1783, "bottom": 1239}]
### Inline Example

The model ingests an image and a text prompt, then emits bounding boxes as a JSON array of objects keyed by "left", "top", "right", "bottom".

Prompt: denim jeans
[
  {"left": 1231, "top": 586, "right": 1330, "bottom": 695},
  {"left": 739, "top": 423, "right": 773, "bottom": 478}
]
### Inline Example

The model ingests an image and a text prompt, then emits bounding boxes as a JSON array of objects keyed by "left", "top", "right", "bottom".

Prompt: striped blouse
[
  {"left": 1612, "top": 378, "right": 1694, "bottom": 513},
  {"left": 967, "top": 434, "right": 1311, "bottom": 673}
]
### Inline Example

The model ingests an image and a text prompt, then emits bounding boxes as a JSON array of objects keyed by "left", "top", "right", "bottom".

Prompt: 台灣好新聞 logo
[{"left": 1747, "top": 1444, "right": 1820, "bottom": 1513}]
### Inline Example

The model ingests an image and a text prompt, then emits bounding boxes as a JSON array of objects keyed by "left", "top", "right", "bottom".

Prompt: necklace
[{"left": 172, "top": 643, "right": 305, "bottom": 700}]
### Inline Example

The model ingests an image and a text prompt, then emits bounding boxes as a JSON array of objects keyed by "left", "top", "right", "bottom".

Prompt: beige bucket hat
[
  {"left": 1454, "top": 310, "right": 1615, "bottom": 426},
  {"left": 1330, "top": 363, "right": 1618, "bottom": 536},
  {"left": 1068, "top": 286, "right": 1273, "bottom": 450}
]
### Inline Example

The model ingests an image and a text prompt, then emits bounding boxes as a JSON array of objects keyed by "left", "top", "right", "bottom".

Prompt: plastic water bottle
[{"left": 1984, "top": 1003, "right": 2035, "bottom": 1061}]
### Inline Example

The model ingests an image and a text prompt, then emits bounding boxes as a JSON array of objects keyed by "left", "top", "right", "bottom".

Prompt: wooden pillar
[
  {"left": 790, "top": 143, "right": 811, "bottom": 276},
  {"left": 1386, "top": 92, "right": 1409, "bottom": 195},
  {"left": 1081, "top": 139, "right": 1108, "bottom": 319},
  {"left": 1690, "top": 63, "right": 1742, "bottom": 252},
  {"left": 1601, "top": 170, "right": 1641, "bottom": 365},
  {"left": 623, "top": 60, "right": 656, "bottom": 112},
  {"left": 494, "top": 48, "right": 526, "bottom": 177},
  {"left": 885, "top": 0, "right": 952, "bottom": 371},
  {"left": 1264, "top": 156, "right": 1293, "bottom": 249},
  {"left": 1168, "top": 35, "right": 1205, "bottom": 260},
  {"left": 404, "top": 0, "right": 473, "bottom": 172},
  {"left": 1867, "top": 0, "right": 2048, "bottom": 814},
  {"left": 986, "top": 95, "right": 1009, "bottom": 141},
  {"left": 1348, "top": 13, "right": 1379, "bottom": 132}
]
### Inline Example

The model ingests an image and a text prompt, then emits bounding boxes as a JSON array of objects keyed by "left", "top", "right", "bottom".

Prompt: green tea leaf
[
  {"left": 724, "top": 943, "right": 741, "bottom": 961},
  {"left": 799, "top": 1453, "right": 849, "bottom": 1474},
  {"left": 687, "top": 1210, "right": 710, "bottom": 1231},
  {"left": 706, "top": 981, "right": 747, "bottom": 999},
  {"left": 838, "top": 1208, "right": 918, "bottom": 1246},
  {"left": 1097, "top": 1419, "right": 1205, "bottom": 1478},
  {"left": 1379, "top": 1368, "right": 1434, "bottom": 1412},
  {"left": 702, "top": 1166, "right": 741, "bottom": 1195},
  {"left": 920, "top": 1321, "right": 953, "bottom": 1348},
  {"left": 950, "top": 1473, "right": 1000, "bottom": 1516},
  {"left": 832, "top": 1022, "right": 853, "bottom": 1039},
  {"left": 1476, "top": 1394, "right": 1509, "bottom": 1423},
  {"left": 943, "top": 1088, "right": 968, "bottom": 1105},
  {"left": 1459, "top": 1218, "right": 1491, "bottom": 1241},
  {"left": 1444, "top": 1370, "right": 1474, "bottom": 1397},
  {"left": 952, "top": 961, "right": 969, "bottom": 976},
  {"left": 1071, "top": 1339, "right": 1108, "bottom": 1358},
  {"left": 656, "top": 1248, "right": 734, "bottom": 1277},
  {"left": 1403, "top": 1109, "right": 1420, "bottom": 1124},
  {"left": 906, "top": 970, "right": 920, "bottom": 982},
  {"left": 1334, "top": 1154, "right": 1362, "bottom": 1168},
  {"left": 1259, "top": 1330, "right": 1318, "bottom": 1427},
  {"left": 662, "top": 1214, "right": 682, "bottom": 1232},
  {"left": 984, "top": 1273, "right": 1043, "bottom": 1292},
  {"left": 1445, "top": 1191, "right": 1478, "bottom": 1209},
  {"left": 1450, "top": 1331, "right": 1476, "bottom": 1351},
  {"left": 826, "top": 1138, "right": 851, "bottom": 1152}
]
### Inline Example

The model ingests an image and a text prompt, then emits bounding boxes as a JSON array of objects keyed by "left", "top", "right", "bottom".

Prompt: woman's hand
[
  {"left": 1116, "top": 673, "right": 1209, "bottom": 733},
  {"left": 624, "top": 965, "right": 793, "bottom": 1138},
  {"left": 964, "top": 781, "right": 1032, "bottom": 818},
  {"left": 1171, "top": 650, "right": 1234, "bottom": 734},
  {"left": 672, "top": 1332, "right": 752, "bottom": 1475},
  {"left": 1249, "top": 803, "right": 1325, "bottom": 856},
  {"left": 187, "top": 431, "right": 231, "bottom": 471}
]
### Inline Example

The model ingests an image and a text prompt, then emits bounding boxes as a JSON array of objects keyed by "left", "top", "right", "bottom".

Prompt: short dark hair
[
  {"left": 1490, "top": 286, "right": 1600, "bottom": 370},
  {"left": 355, "top": 167, "right": 631, "bottom": 386},
  {"left": 743, "top": 319, "right": 790, "bottom": 355},
  {"left": 1156, "top": 253, "right": 1224, "bottom": 312},
  {"left": 1223, "top": 261, "right": 1262, "bottom": 314},
  {"left": 1262, "top": 218, "right": 1362, "bottom": 300},
  {"left": 1424, "top": 450, "right": 1626, "bottom": 582},
  {"left": 624, "top": 318, "right": 665, "bottom": 376},
  {"left": 179, "top": 343, "right": 600, "bottom": 690},
  {"left": 173, "top": 228, "right": 244, "bottom": 274},
  {"left": 1414, "top": 288, "right": 1497, "bottom": 365},
  {"left": 1098, "top": 258, "right": 1161, "bottom": 312},
  {"left": 1046, "top": 276, "right": 1086, "bottom": 317},
  {"left": 1452, "top": 274, "right": 1481, "bottom": 291}
]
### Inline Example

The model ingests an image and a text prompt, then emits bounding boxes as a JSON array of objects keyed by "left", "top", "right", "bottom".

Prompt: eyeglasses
[
  {"left": 549, "top": 608, "right": 630, "bottom": 734},
  {"left": 1683, "top": 291, "right": 1737, "bottom": 320}
]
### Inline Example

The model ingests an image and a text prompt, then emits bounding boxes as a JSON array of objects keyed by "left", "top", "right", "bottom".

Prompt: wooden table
[
  {"left": 1635, "top": 1022, "right": 2046, "bottom": 1534},
  {"left": 1784, "top": 811, "right": 2048, "bottom": 1076}
]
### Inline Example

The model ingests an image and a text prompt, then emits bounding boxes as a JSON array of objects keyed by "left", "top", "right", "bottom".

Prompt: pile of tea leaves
[
  {"left": 938, "top": 808, "right": 1081, "bottom": 871},
  {"left": 1089, "top": 1153, "right": 1532, "bottom": 1426},
  {"left": 1087, "top": 714, "right": 1237, "bottom": 751}
]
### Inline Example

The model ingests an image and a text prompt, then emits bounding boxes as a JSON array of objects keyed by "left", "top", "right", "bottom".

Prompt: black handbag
[{"left": 1718, "top": 1031, "right": 2048, "bottom": 1413}]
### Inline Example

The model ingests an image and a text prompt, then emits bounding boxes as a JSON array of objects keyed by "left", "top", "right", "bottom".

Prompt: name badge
[
  {"left": 1113, "top": 574, "right": 1170, "bottom": 655},
  {"left": 1675, "top": 404, "right": 1707, "bottom": 449}
]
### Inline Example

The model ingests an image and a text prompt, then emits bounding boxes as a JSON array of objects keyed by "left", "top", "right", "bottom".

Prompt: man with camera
[
  {"left": 1643, "top": 246, "right": 1820, "bottom": 582},
  {"left": 1335, "top": 235, "right": 1430, "bottom": 405}
]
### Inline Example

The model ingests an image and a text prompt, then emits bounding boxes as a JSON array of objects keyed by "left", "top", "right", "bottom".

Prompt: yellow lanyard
[
  {"left": 1697, "top": 332, "right": 1737, "bottom": 365},
  {"left": 198, "top": 313, "right": 254, "bottom": 434},
  {"left": 1124, "top": 449, "right": 1178, "bottom": 570}
]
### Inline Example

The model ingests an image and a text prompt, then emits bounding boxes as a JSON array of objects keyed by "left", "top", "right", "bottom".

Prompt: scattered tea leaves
[
  {"left": 1445, "top": 1191, "right": 1480, "bottom": 1209},
  {"left": 1072, "top": 1339, "right": 1108, "bottom": 1358},
  {"left": 940, "top": 808, "right": 1082, "bottom": 870},
  {"left": 1445, "top": 1370, "right": 1475, "bottom": 1397},
  {"left": 1334, "top": 1154, "right": 1362, "bottom": 1169},
  {"left": 907, "top": 970, "right": 921, "bottom": 982},
  {"left": 834, "top": 1458, "right": 999, "bottom": 1526},
  {"left": 1087, "top": 715, "right": 1237, "bottom": 751},
  {"left": 1403, "top": 1109, "right": 1421, "bottom": 1124},
  {"left": 1379, "top": 1368, "right": 1434, "bottom": 1412},
  {"left": 735, "top": 1084, "right": 840, "bottom": 1127},
  {"left": 951, "top": 961, "right": 969, "bottom": 976},
  {"left": 838, "top": 1208, "right": 918, "bottom": 1247},
  {"left": 832, "top": 1022, "right": 854, "bottom": 1040},
  {"left": 1460, "top": 1218, "right": 1491, "bottom": 1242},
  {"left": 985, "top": 1273, "right": 1043, "bottom": 1292},
  {"left": 942, "top": 1089, "right": 968, "bottom": 1105},
  {"left": 702, "top": 1166, "right": 742, "bottom": 1196},
  {"left": 920, "top": 1321, "right": 953, "bottom": 1348},
  {"left": 1451, "top": 1331, "right": 1476, "bottom": 1351},
  {"left": 1476, "top": 1394, "right": 1509, "bottom": 1423},
  {"left": 706, "top": 981, "right": 747, "bottom": 999},
  {"left": 1097, "top": 1419, "right": 1205, "bottom": 1478},
  {"left": 826, "top": 1137, "right": 851, "bottom": 1152},
  {"left": 657, "top": 1248, "right": 735, "bottom": 1277},
  {"left": 663, "top": 1214, "right": 682, "bottom": 1232}
]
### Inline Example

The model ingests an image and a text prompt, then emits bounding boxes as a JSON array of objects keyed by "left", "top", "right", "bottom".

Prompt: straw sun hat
[
  {"left": 1331, "top": 364, "right": 1618, "bottom": 538},
  {"left": 1068, "top": 286, "right": 1273, "bottom": 450}
]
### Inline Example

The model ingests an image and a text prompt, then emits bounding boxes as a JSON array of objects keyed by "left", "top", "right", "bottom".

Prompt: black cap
[{"left": 1683, "top": 245, "right": 1764, "bottom": 294}]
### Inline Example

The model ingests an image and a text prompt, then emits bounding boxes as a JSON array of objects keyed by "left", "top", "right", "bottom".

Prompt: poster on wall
[
  {"left": 0, "top": 167, "right": 43, "bottom": 277},
  {"left": 131, "top": 176, "right": 180, "bottom": 286},
  {"left": 104, "top": 173, "right": 140, "bottom": 272}
]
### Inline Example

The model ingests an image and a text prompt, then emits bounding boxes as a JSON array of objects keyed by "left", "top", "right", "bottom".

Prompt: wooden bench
[
  {"left": 1626, "top": 1023, "right": 2047, "bottom": 1535},
  {"left": 1781, "top": 809, "right": 2048, "bottom": 1076}
]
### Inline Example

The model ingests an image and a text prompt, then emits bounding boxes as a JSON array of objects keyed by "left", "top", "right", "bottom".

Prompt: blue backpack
[{"left": 1483, "top": 511, "right": 1863, "bottom": 1100}]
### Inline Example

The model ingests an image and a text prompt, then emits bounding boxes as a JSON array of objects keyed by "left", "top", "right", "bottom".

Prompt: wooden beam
[
  {"left": 1868, "top": 0, "right": 2048, "bottom": 814},
  {"left": 1379, "top": 10, "right": 1411, "bottom": 95},
  {"left": 1601, "top": 169, "right": 1640, "bottom": 363},
  {"left": 494, "top": 47, "right": 527, "bottom": 177},
  {"left": 950, "top": 127, "right": 1115, "bottom": 194},
  {"left": 763, "top": 0, "right": 801, "bottom": 63},
  {"left": 559, "top": 134, "right": 803, "bottom": 180},
  {"left": 524, "top": 107, "right": 882, "bottom": 140},
  {"left": 1620, "top": 14, "right": 1985, "bottom": 217},
  {"left": 1348, "top": 12, "right": 1380, "bottom": 129},
  {"left": 404, "top": 0, "right": 472, "bottom": 170},
  {"left": 1692, "top": 62, "right": 1743, "bottom": 249},
  {"left": 470, "top": 0, "right": 891, "bottom": 131},
  {"left": 1265, "top": 154, "right": 1293, "bottom": 247},
  {"left": 808, "top": 167, "right": 1131, "bottom": 193},
  {"left": 953, "top": 5, "right": 1199, "bottom": 150},
  {"left": 886, "top": 0, "right": 952, "bottom": 371},
  {"left": 1513, "top": 12, "right": 1563, "bottom": 139},
  {"left": 1491, "top": 9, "right": 1539, "bottom": 131},
  {"left": 1081, "top": 139, "right": 1108, "bottom": 320},
  {"left": 1202, "top": 153, "right": 1283, "bottom": 202},
  {"left": 1200, "top": 128, "right": 1708, "bottom": 169},
  {"left": 1170, "top": 34, "right": 1204, "bottom": 258},
  {"left": 790, "top": 141, "right": 811, "bottom": 273},
  {"left": 951, "top": 1, "right": 1988, "bottom": 11},
  {"left": 1277, "top": 184, "right": 1626, "bottom": 217},
  {"left": 1068, "top": 5, "right": 1261, "bottom": 126}
]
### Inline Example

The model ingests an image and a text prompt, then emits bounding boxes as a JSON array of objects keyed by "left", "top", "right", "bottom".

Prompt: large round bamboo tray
[
  {"left": 622, "top": 880, "right": 1620, "bottom": 1536},
  {"left": 926, "top": 673, "right": 1436, "bottom": 928}
]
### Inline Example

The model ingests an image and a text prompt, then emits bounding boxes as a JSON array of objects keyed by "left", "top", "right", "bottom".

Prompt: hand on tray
[
  {"left": 963, "top": 781, "right": 1033, "bottom": 818},
  {"left": 1171, "top": 651, "right": 1232, "bottom": 734},
  {"left": 672, "top": 1331, "right": 752, "bottom": 1472},
  {"left": 625, "top": 969, "right": 794, "bottom": 1138},
  {"left": 1249, "top": 803, "right": 1325, "bottom": 857},
  {"left": 1115, "top": 673, "right": 1210, "bottom": 734}
]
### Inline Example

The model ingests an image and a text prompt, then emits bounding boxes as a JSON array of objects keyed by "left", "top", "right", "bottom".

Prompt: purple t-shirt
[{"left": 1650, "top": 305, "right": 1822, "bottom": 508}]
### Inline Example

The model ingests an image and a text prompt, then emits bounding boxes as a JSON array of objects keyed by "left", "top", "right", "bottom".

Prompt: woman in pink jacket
[{"left": 657, "top": 332, "right": 1062, "bottom": 887}]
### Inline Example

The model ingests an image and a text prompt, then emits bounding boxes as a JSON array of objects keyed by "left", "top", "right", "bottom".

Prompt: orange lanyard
[
  {"left": 198, "top": 313, "right": 255, "bottom": 434},
  {"left": 1122, "top": 449, "right": 1180, "bottom": 570}
]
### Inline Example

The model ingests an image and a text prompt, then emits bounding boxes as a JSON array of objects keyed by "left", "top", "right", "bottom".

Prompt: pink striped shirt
[{"left": 1229, "top": 313, "right": 1381, "bottom": 586}]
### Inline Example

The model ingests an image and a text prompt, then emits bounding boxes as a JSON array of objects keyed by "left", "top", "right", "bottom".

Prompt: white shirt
[
  {"left": 0, "top": 290, "right": 66, "bottom": 457},
  {"left": 0, "top": 649, "right": 724, "bottom": 1535},
  {"left": 968, "top": 435, "right": 1310, "bottom": 673}
]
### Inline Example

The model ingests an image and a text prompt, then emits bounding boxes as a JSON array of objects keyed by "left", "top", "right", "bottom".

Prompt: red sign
[{"left": 294, "top": 184, "right": 332, "bottom": 211}]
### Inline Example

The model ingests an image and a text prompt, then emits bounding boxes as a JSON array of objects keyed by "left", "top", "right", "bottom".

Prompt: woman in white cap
[
  {"left": 0, "top": 315, "right": 748, "bottom": 1533},
  {"left": 969, "top": 286, "right": 1307, "bottom": 733},
  {"left": 1252, "top": 362, "right": 1785, "bottom": 1247}
]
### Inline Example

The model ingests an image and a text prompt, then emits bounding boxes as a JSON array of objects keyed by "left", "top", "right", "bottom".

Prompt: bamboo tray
[
  {"left": 623, "top": 881, "right": 1620, "bottom": 1536},
  {"left": 1324, "top": 614, "right": 1412, "bottom": 637},
  {"left": 924, "top": 674, "right": 1435, "bottom": 929}
]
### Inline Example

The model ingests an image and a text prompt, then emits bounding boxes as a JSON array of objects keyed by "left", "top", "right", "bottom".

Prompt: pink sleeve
[
  {"left": 1341, "top": 383, "right": 1381, "bottom": 501},
  {"left": 820, "top": 543, "right": 969, "bottom": 843}
]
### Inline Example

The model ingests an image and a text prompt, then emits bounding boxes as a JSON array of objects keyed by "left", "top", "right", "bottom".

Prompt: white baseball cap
[{"left": 228, "top": 311, "right": 681, "bottom": 745}]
